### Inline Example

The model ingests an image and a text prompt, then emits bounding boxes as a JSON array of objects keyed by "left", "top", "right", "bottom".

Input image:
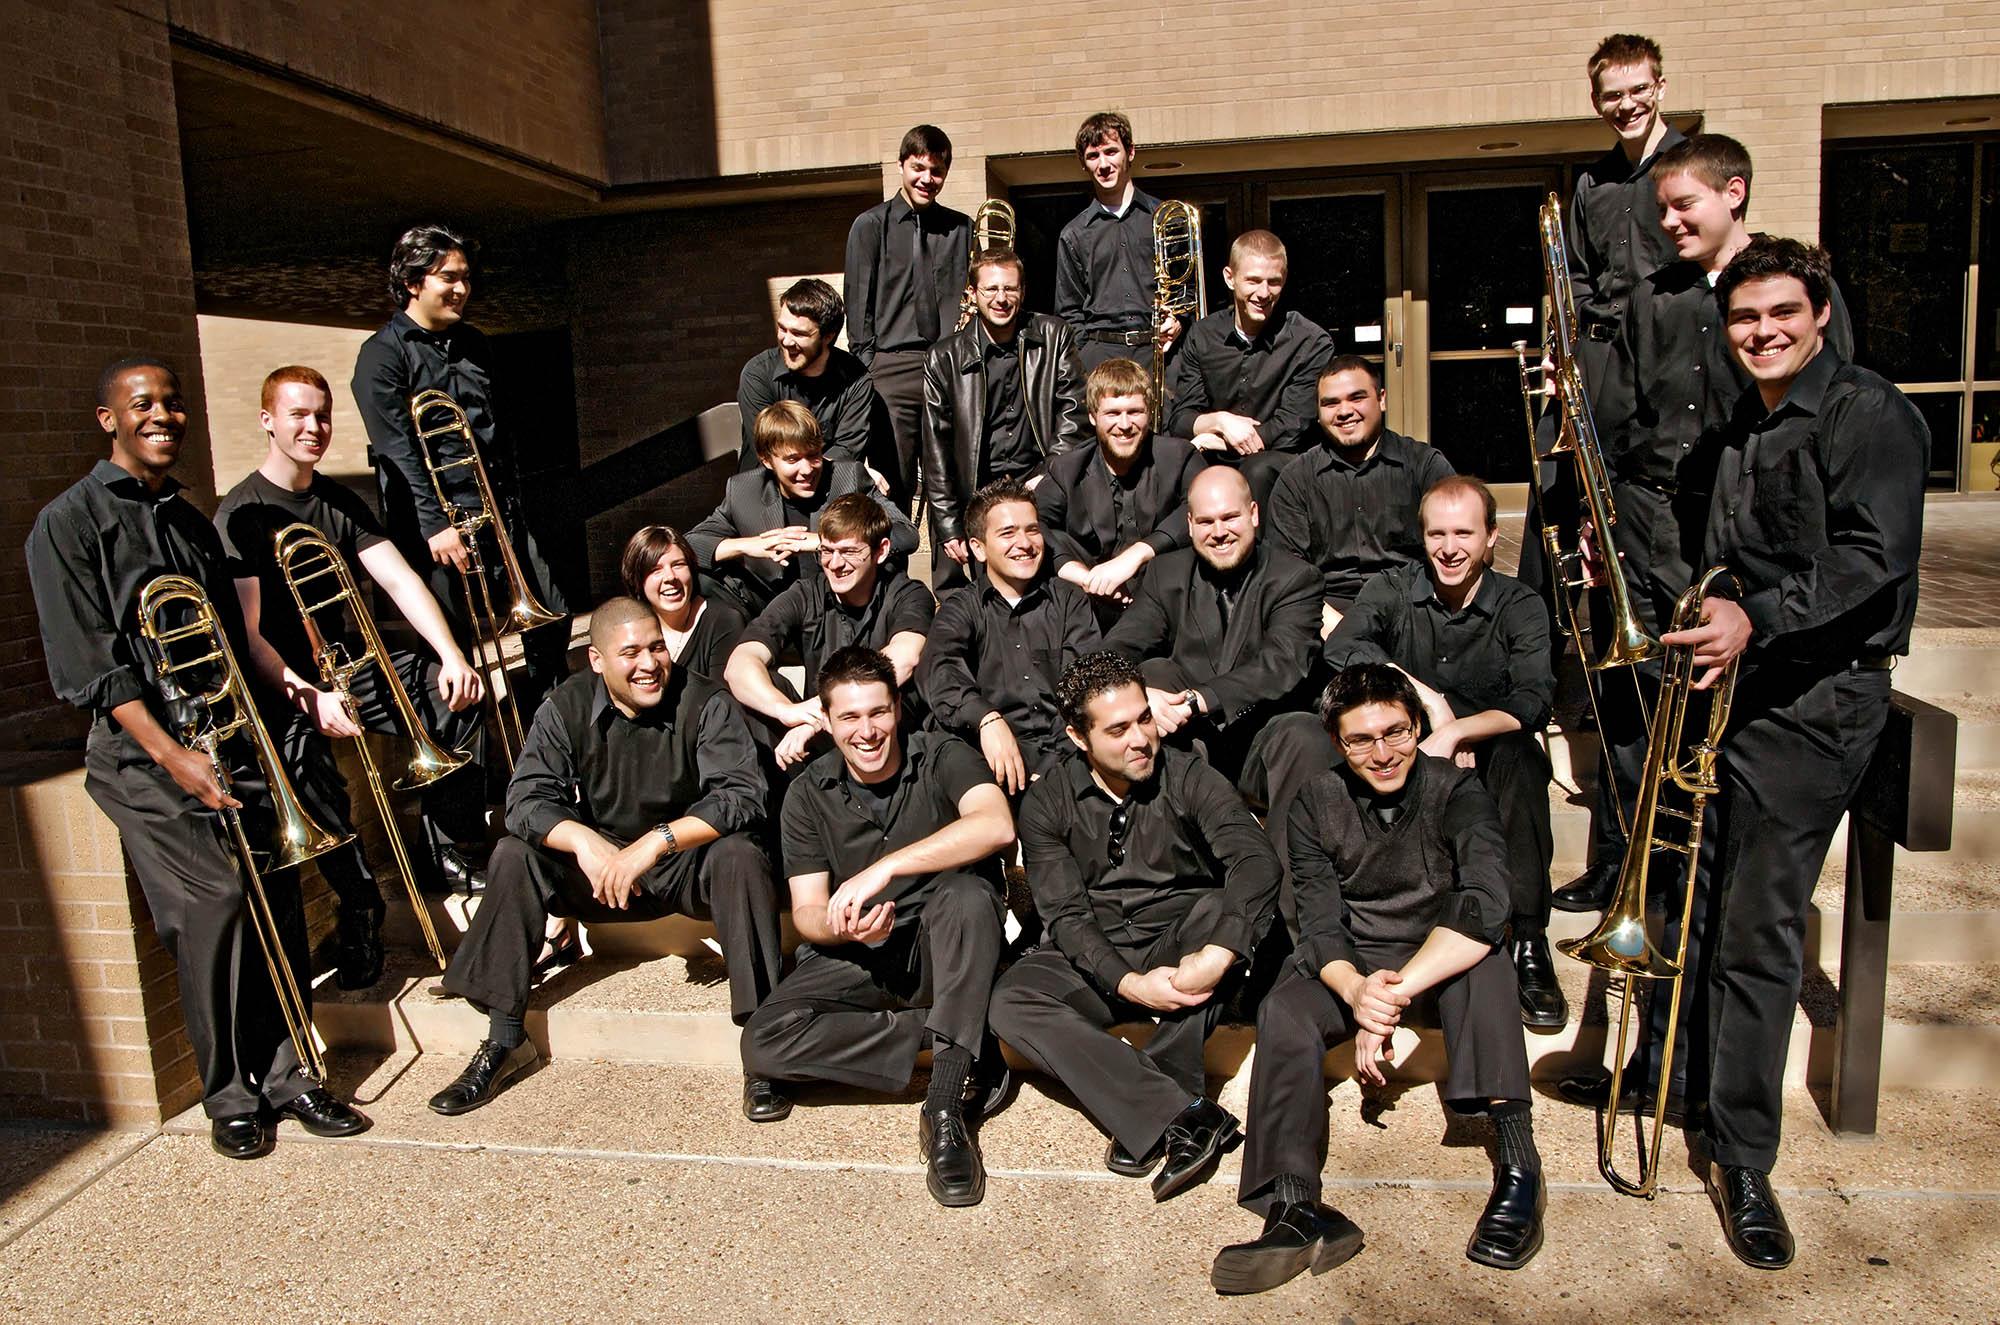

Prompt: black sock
[
  {"left": 926, "top": 1044, "right": 972, "bottom": 1113},
  {"left": 1271, "top": 1173, "right": 1314, "bottom": 1209},
  {"left": 1492, "top": 1101, "right": 1541, "bottom": 1174},
  {"left": 486, "top": 1009, "right": 525, "bottom": 1052}
]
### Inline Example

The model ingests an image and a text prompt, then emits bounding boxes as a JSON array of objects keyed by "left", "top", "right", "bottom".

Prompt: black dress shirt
[
  {"left": 1704, "top": 349, "right": 1927, "bottom": 661},
  {"left": 780, "top": 731, "right": 999, "bottom": 906},
  {"left": 1102, "top": 541, "right": 1321, "bottom": 725},
  {"left": 735, "top": 345, "right": 880, "bottom": 471},
  {"left": 980, "top": 331, "right": 1036, "bottom": 480},
  {"left": 1035, "top": 436, "right": 1205, "bottom": 572},
  {"left": 1165, "top": 308, "right": 1335, "bottom": 453},
  {"left": 215, "top": 470, "right": 388, "bottom": 680},
  {"left": 1324, "top": 562, "right": 1554, "bottom": 732},
  {"left": 1267, "top": 429, "right": 1456, "bottom": 605},
  {"left": 1566, "top": 125, "right": 1687, "bottom": 330},
  {"left": 1018, "top": 746, "right": 1280, "bottom": 993},
  {"left": 687, "top": 463, "right": 920, "bottom": 617},
  {"left": 740, "top": 569, "right": 936, "bottom": 695},
  {"left": 671, "top": 598, "right": 747, "bottom": 682},
  {"left": 843, "top": 194, "right": 972, "bottom": 360},
  {"left": 920, "top": 576, "right": 1102, "bottom": 762},
  {"left": 506, "top": 667, "right": 765, "bottom": 848},
  {"left": 26, "top": 461, "right": 245, "bottom": 756},
  {"left": 1055, "top": 188, "right": 1161, "bottom": 334},
  {"left": 1288, "top": 756, "right": 1512, "bottom": 973}
]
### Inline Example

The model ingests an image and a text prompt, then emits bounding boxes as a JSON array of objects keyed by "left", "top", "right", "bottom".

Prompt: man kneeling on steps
[{"left": 1212, "top": 663, "right": 1544, "bottom": 1296}]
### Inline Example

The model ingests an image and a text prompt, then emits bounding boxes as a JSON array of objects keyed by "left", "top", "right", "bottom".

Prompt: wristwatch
[{"left": 653, "top": 822, "right": 678, "bottom": 856}]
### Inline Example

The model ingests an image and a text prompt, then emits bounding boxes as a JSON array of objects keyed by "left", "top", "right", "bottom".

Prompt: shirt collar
[
  {"left": 1226, "top": 310, "right": 1284, "bottom": 350},
  {"left": 977, "top": 574, "right": 1048, "bottom": 612},
  {"left": 1318, "top": 430, "right": 1402, "bottom": 471},
  {"left": 1415, "top": 564, "right": 1495, "bottom": 617},
  {"left": 90, "top": 459, "right": 183, "bottom": 502},
  {"left": 809, "top": 731, "right": 928, "bottom": 792},
  {"left": 1062, "top": 746, "right": 1169, "bottom": 805},
  {"left": 1756, "top": 343, "right": 1843, "bottom": 425},
  {"left": 1339, "top": 746, "right": 1428, "bottom": 812},
  {"left": 588, "top": 671, "right": 677, "bottom": 729}
]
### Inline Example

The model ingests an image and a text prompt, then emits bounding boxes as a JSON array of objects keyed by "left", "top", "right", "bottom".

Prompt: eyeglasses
[
  {"left": 1107, "top": 802, "right": 1133, "bottom": 865},
  {"left": 1338, "top": 722, "right": 1418, "bottom": 755},
  {"left": 1596, "top": 81, "right": 1659, "bottom": 109},
  {"left": 818, "top": 543, "right": 870, "bottom": 566}
]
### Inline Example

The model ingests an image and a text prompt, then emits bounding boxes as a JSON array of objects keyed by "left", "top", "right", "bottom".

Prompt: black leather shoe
[
  {"left": 210, "top": 1113, "right": 272, "bottom": 1160},
  {"left": 333, "top": 909, "right": 386, "bottom": 991},
  {"left": 919, "top": 1106, "right": 985, "bottom": 1207},
  {"left": 1514, "top": 933, "right": 1568, "bottom": 1028},
  {"left": 742, "top": 1074, "right": 792, "bottom": 1123},
  {"left": 423, "top": 845, "right": 487, "bottom": 897},
  {"left": 275, "top": 1087, "right": 372, "bottom": 1138},
  {"left": 1106, "top": 1135, "right": 1165, "bottom": 1177},
  {"left": 1151, "top": 1097, "right": 1242, "bottom": 1203},
  {"left": 1555, "top": 1071, "right": 1690, "bottom": 1127},
  {"left": 1551, "top": 860, "right": 1618, "bottom": 913},
  {"left": 1711, "top": 1163, "right": 1795, "bottom": 1269},
  {"left": 1211, "top": 1201, "right": 1366, "bottom": 1295},
  {"left": 1466, "top": 1164, "right": 1545, "bottom": 1269},
  {"left": 428, "top": 1039, "right": 540, "bottom": 1116}
]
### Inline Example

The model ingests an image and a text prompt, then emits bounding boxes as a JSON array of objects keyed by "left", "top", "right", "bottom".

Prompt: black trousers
[
  {"left": 866, "top": 349, "right": 928, "bottom": 506},
  {"left": 740, "top": 872, "right": 1004, "bottom": 1094},
  {"left": 441, "top": 832, "right": 781, "bottom": 1024},
  {"left": 1474, "top": 730, "right": 1555, "bottom": 932},
  {"left": 1206, "top": 449, "right": 1290, "bottom": 509},
  {"left": 989, "top": 890, "right": 1241, "bottom": 1155},
  {"left": 1238, "top": 947, "right": 1530, "bottom": 1214},
  {"left": 85, "top": 738, "right": 314, "bottom": 1118},
  {"left": 1236, "top": 711, "right": 1334, "bottom": 934}
]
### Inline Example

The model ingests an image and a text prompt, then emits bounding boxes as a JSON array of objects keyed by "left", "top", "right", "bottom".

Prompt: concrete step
[{"left": 1892, "top": 627, "right": 2000, "bottom": 697}]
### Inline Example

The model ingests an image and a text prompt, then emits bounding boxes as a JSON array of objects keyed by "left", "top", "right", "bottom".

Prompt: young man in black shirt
[
  {"left": 1036, "top": 356, "right": 1206, "bottom": 626},
  {"left": 689, "top": 402, "right": 917, "bottom": 622},
  {"left": 990, "top": 653, "right": 1278, "bottom": 1201},
  {"left": 845, "top": 125, "right": 972, "bottom": 506},
  {"left": 1650, "top": 238, "right": 1925, "bottom": 1270},
  {"left": 1211, "top": 665, "right": 1540, "bottom": 1295},
  {"left": 1054, "top": 112, "right": 1181, "bottom": 375},
  {"left": 26, "top": 358, "right": 371, "bottom": 1159},
  {"left": 921, "top": 245, "right": 1089, "bottom": 589},
  {"left": 724, "top": 493, "right": 935, "bottom": 770},
  {"left": 1267, "top": 356, "right": 1456, "bottom": 636},
  {"left": 734, "top": 278, "right": 883, "bottom": 474},
  {"left": 216, "top": 365, "right": 489, "bottom": 988},
  {"left": 1324, "top": 477, "right": 1562, "bottom": 1027},
  {"left": 430, "top": 598, "right": 782, "bottom": 1120},
  {"left": 1166, "top": 230, "right": 1334, "bottom": 506},
  {"left": 921, "top": 478, "right": 1101, "bottom": 794},
  {"left": 740, "top": 647, "right": 1015, "bottom": 1208},
  {"left": 350, "top": 223, "right": 571, "bottom": 720}
]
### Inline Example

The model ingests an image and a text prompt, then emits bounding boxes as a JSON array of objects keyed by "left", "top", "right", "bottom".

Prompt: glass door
[{"left": 1264, "top": 178, "right": 1405, "bottom": 423}]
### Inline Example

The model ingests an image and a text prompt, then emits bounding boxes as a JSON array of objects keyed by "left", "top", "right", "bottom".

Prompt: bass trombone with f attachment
[
  {"left": 273, "top": 522, "right": 470, "bottom": 969},
  {"left": 1559, "top": 566, "right": 1740, "bottom": 1197},
  {"left": 1151, "top": 199, "right": 1206, "bottom": 412},
  {"left": 954, "top": 199, "right": 1019, "bottom": 332},
  {"left": 410, "top": 388, "right": 562, "bottom": 773},
  {"left": 138, "top": 574, "right": 352, "bottom": 1081}
]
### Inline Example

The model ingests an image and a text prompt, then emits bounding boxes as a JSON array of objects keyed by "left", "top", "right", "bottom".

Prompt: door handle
[{"left": 1392, "top": 341, "right": 1404, "bottom": 368}]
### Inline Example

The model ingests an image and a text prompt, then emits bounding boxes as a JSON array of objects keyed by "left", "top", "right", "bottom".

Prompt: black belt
[
  {"left": 1585, "top": 323, "right": 1617, "bottom": 343},
  {"left": 1087, "top": 328, "right": 1153, "bottom": 346},
  {"left": 1853, "top": 655, "right": 1897, "bottom": 672}
]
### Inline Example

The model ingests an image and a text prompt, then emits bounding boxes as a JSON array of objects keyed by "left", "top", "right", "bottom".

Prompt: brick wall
[
  {"left": 166, "top": 0, "right": 608, "bottom": 182},
  {"left": 197, "top": 316, "right": 376, "bottom": 496},
  {"left": 597, "top": 0, "right": 717, "bottom": 185}
]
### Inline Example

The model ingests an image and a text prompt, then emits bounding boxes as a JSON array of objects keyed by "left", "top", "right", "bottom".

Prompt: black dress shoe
[
  {"left": 1514, "top": 933, "right": 1569, "bottom": 1028},
  {"left": 428, "top": 1039, "right": 541, "bottom": 1116},
  {"left": 1555, "top": 1071, "right": 1691, "bottom": 1126},
  {"left": 422, "top": 845, "right": 487, "bottom": 898},
  {"left": 1211, "top": 1201, "right": 1366, "bottom": 1295},
  {"left": 742, "top": 1074, "right": 792, "bottom": 1123},
  {"left": 1151, "top": 1097, "right": 1242, "bottom": 1203},
  {"left": 1466, "top": 1163, "right": 1545, "bottom": 1269},
  {"left": 919, "top": 1106, "right": 985, "bottom": 1207},
  {"left": 210, "top": 1113, "right": 272, "bottom": 1161},
  {"left": 1105, "top": 1135, "right": 1164, "bottom": 1178},
  {"left": 275, "top": 1088, "right": 372, "bottom": 1138},
  {"left": 1551, "top": 860, "right": 1618, "bottom": 913},
  {"left": 1711, "top": 1163, "right": 1795, "bottom": 1269}
]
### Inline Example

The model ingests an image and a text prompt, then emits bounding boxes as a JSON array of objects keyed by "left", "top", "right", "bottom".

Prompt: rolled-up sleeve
[
  {"left": 1438, "top": 777, "right": 1512, "bottom": 945},
  {"left": 1287, "top": 784, "right": 1358, "bottom": 976},
  {"left": 1181, "top": 761, "right": 1280, "bottom": 958},
  {"left": 685, "top": 690, "right": 768, "bottom": 833},
  {"left": 1494, "top": 588, "right": 1555, "bottom": 731},
  {"left": 25, "top": 506, "right": 147, "bottom": 714},
  {"left": 1019, "top": 784, "right": 1134, "bottom": 993},
  {"left": 504, "top": 697, "right": 580, "bottom": 846}
]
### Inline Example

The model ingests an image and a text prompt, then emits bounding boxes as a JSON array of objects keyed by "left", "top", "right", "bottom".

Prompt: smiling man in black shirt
[
  {"left": 740, "top": 647, "right": 1015, "bottom": 1209},
  {"left": 1324, "top": 476, "right": 1560, "bottom": 1027},
  {"left": 1055, "top": 112, "right": 1182, "bottom": 375},
  {"left": 734, "top": 278, "right": 883, "bottom": 473},
  {"left": 431, "top": 597, "right": 781, "bottom": 1120},
  {"left": 991, "top": 653, "right": 1277, "bottom": 1202}
]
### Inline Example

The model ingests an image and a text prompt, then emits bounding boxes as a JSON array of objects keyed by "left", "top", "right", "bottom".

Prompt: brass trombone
[
  {"left": 954, "top": 199, "right": 1019, "bottom": 332},
  {"left": 272, "top": 522, "right": 470, "bottom": 969},
  {"left": 410, "top": 388, "right": 562, "bottom": 771},
  {"left": 137, "top": 573, "right": 351, "bottom": 1081},
  {"left": 1150, "top": 199, "right": 1206, "bottom": 412},
  {"left": 1559, "top": 566, "right": 1741, "bottom": 1197}
]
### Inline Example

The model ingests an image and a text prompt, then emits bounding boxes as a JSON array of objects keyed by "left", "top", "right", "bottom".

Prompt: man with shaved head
[
  {"left": 1103, "top": 466, "right": 1321, "bottom": 798},
  {"left": 431, "top": 597, "right": 785, "bottom": 1120}
]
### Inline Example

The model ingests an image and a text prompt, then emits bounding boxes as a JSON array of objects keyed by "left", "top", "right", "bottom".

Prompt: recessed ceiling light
[
  {"left": 1478, "top": 140, "right": 1521, "bottom": 152},
  {"left": 1144, "top": 160, "right": 1184, "bottom": 171},
  {"left": 1945, "top": 115, "right": 1992, "bottom": 126}
]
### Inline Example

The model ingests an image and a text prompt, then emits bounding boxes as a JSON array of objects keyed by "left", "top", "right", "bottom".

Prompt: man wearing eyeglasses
[
  {"left": 1324, "top": 477, "right": 1560, "bottom": 1029},
  {"left": 1211, "top": 663, "right": 1541, "bottom": 1295},
  {"left": 989, "top": 651, "right": 1279, "bottom": 1202},
  {"left": 921, "top": 245, "right": 1089, "bottom": 590},
  {"left": 724, "top": 493, "right": 935, "bottom": 770}
]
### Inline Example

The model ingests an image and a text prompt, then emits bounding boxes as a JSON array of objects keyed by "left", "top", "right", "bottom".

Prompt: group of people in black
[{"left": 28, "top": 29, "right": 1928, "bottom": 1298}]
